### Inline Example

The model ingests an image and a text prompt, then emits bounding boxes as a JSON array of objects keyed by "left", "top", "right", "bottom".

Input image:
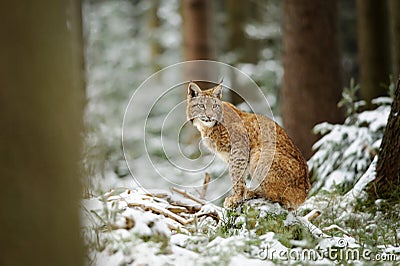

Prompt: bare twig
[
  {"left": 169, "top": 202, "right": 201, "bottom": 214},
  {"left": 322, "top": 224, "right": 352, "bottom": 237},
  {"left": 195, "top": 212, "right": 219, "bottom": 223},
  {"left": 171, "top": 187, "right": 206, "bottom": 205},
  {"left": 304, "top": 209, "right": 322, "bottom": 222},
  {"left": 298, "top": 216, "right": 329, "bottom": 239},
  {"left": 166, "top": 205, "right": 189, "bottom": 214},
  {"left": 128, "top": 202, "right": 193, "bottom": 225},
  {"left": 199, "top": 172, "right": 211, "bottom": 200}
]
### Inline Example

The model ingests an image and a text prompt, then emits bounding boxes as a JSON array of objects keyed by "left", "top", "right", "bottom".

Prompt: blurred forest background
[
  {"left": 83, "top": 0, "right": 399, "bottom": 194},
  {"left": 1, "top": 0, "right": 399, "bottom": 265}
]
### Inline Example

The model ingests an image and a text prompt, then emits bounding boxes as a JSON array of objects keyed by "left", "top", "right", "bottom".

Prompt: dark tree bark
[
  {"left": 226, "top": 0, "right": 261, "bottom": 105},
  {"left": 181, "top": 0, "right": 215, "bottom": 85},
  {"left": 182, "top": 0, "right": 214, "bottom": 61},
  {"left": 226, "top": 0, "right": 260, "bottom": 64},
  {"left": 390, "top": 0, "right": 400, "bottom": 79},
  {"left": 0, "top": 0, "right": 84, "bottom": 265},
  {"left": 338, "top": 0, "right": 358, "bottom": 85},
  {"left": 226, "top": 0, "right": 246, "bottom": 59},
  {"left": 370, "top": 77, "right": 400, "bottom": 201},
  {"left": 357, "top": 0, "right": 392, "bottom": 104},
  {"left": 148, "top": 0, "right": 162, "bottom": 72},
  {"left": 281, "top": 0, "right": 343, "bottom": 159}
]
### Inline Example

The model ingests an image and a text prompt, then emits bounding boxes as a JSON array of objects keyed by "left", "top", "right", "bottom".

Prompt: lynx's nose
[
  {"left": 205, "top": 109, "right": 214, "bottom": 118},
  {"left": 200, "top": 116, "right": 212, "bottom": 122}
]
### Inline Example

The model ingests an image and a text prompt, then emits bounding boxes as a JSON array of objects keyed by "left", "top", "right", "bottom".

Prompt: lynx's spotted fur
[{"left": 186, "top": 82, "right": 310, "bottom": 210}]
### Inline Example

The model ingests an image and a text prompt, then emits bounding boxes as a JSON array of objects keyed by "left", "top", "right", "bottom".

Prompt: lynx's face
[{"left": 186, "top": 82, "right": 223, "bottom": 128}]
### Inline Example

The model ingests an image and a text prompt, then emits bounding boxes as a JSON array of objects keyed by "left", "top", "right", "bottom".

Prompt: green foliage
[
  {"left": 388, "top": 76, "right": 397, "bottom": 98},
  {"left": 213, "top": 203, "right": 315, "bottom": 248},
  {"left": 216, "top": 208, "right": 242, "bottom": 237},
  {"left": 338, "top": 78, "right": 363, "bottom": 116},
  {"left": 309, "top": 79, "right": 393, "bottom": 194},
  {"left": 308, "top": 191, "right": 400, "bottom": 250}
]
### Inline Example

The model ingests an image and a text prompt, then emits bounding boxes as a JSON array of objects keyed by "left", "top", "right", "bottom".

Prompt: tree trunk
[
  {"left": 148, "top": 0, "right": 162, "bottom": 72},
  {"left": 226, "top": 0, "right": 260, "bottom": 64},
  {"left": 390, "top": 0, "right": 400, "bottom": 79},
  {"left": 370, "top": 77, "right": 400, "bottom": 201},
  {"left": 226, "top": 0, "right": 261, "bottom": 105},
  {"left": 281, "top": 0, "right": 343, "bottom": 159},
  {"left": 338, "top": 0, "right": 358, "bottom": 85},
  {"left": 181, "top": 0, "right": 215, "bottom": 84},
  {"left": 226, "top": 0, "right": 246, "bottom": 58},
  {"left": 0, "top": 0, "right": 84, "bottom": 265},
  {"left": 357, "top": 0, "right": 392, "bottom": 104},
  {"left": 182, "top": 0, "right": 214, "bottom": 61}
]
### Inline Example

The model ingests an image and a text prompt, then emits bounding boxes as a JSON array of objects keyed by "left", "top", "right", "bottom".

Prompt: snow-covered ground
[{"left": 81, "top": 163, "right": 400, "bottom": 265}]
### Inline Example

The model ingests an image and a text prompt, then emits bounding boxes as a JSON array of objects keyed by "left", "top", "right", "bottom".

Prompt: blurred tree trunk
[
  {"left": 148, "top": 0, "right": 162, "bottom": 72},
  {"left": 281, "top": 0, "right": 343, "bottom": 159},
  {"left": 357, "top": 0, "right": 392, "bottom": 104},
  {"left": 226, "top": 0, "right": 246, "bottom": 60},
  {"left": 390, "top": 0, "right": 400, "bottom": 79},
  {"left": 226, "top": 0, "right": 260, "bottom": 105},
  {"left": 369, "top": 77, "right": 400, "bottom": 201},
  {"left": 226, "top": 0, "right": 245, "bottom": 105},
  {"left": 338, "top": 0, "right": 358, "bottom": 85},
  {"left": 243, "top": 1, "right": 261, "bottom": 64},
  {"left": 182, "top": 0, "right": 214, "bottom": 60},
  {"left": 226, "top": 0, "right": 259, "bottom": 64},
  {"left": 181, "top": 0, "right": 215, "bottom": 84},
  {"left": 0, "top": 0, "right": 84, "bottom": 265}
]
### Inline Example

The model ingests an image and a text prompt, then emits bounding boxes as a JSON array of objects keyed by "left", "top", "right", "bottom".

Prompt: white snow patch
[{"left": 342, "top": 157, "right": 377, "bottom": 205}]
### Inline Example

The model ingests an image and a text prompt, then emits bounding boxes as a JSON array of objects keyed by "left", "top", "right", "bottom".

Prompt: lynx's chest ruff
[{"left": 193, "top": 118, "right": 231, "bottom": 162}]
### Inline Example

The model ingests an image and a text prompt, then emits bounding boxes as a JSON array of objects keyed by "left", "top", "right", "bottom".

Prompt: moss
[{"left": 212, "top": 204, "right": 315, "bottom": 248}]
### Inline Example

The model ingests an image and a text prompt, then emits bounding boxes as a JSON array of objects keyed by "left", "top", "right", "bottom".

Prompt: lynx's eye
[
  {"left": 212, "top": 104, "right": 219, "bottom": 109},
  {"left": 196, "top": 104, "right": 205, "bottom": 109}
]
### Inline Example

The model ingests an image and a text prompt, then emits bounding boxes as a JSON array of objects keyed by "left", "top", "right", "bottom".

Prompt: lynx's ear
[
  {"left": 187, "top": 82, "right": 202, "bottom": 98},
  {"left": 213, "top": 83, "right": 223, "bottom": 99}
]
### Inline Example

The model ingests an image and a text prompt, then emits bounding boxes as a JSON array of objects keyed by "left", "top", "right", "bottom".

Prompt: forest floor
[{"left": 82, "top": 159, "right": 400, "bottom": 265}]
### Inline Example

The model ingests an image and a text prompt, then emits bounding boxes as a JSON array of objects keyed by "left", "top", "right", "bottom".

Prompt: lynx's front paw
[{"left": 223, "top": 194, "right": 243, "bottom": 208}]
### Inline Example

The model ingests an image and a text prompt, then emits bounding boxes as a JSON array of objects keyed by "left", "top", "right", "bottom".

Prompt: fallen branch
[
  {"left": 298, "top": 216, "right": 329, "bottom": 239},
  {"left": 196, "top": 212, "right": 219, "bottom": 223},
  {"left": 304, "top": 209, "right": 322, "bottom": 222},
  {"left": 166, "top": 205, "right": 189, "bottom": 214},
  {"left": 199, "top": 172, "right": 211, "bottom": 200},
  {"left": 169, "top": 201, "right": 201, "bottom": 214},
  {"left": 322, "top": 224, "right": 352, "bottom": 237},
  {"left": 171, "top": 187, "right": 206, "bottom": 205},
  {"left": 128, "top": 202, "right": 193, "bottom": 225}
]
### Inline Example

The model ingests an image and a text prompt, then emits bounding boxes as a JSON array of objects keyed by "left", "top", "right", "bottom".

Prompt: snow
[
  {"left": 309, "top": 99, "right": 390, "bottom": 193},
  {"left": 342, "top": 157, "right": 377, "bottom": 204},
  {"left": 170, "top": 234, "right": 190, "bottom": 247},
  {"left": 322, "top": 169, "right": 351, "bottom": 190},
  {"left": 83, "top": 190, "right": 284, "bottom": 264},
  {"left": 356, "top": 106, "right": 390, "bottom": 132},
  {"left": 371, "top": 97, "right": 392, "bottom": 106},
  {"left": 82, "top": 165, "right": 400, "bottom": 265},
  {"left": 95, "top": 249, "right": 126, "bottom": 266},
  {"left": 229, "top": 254, "right": 275, "bottom": 266},
  {"left": 283, "top": 212, "right": 298, "bottom": 226}
]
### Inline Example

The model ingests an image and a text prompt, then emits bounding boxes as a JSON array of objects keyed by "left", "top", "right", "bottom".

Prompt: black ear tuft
[
  {"left": 213, "top": 83, "right": 223, "bottom": 99},
  {"left": 190, "top": 88, "right": 197, "bottom": 98},
  {"left": 187, "top": 82, "right": 202, "bottom": 98}
]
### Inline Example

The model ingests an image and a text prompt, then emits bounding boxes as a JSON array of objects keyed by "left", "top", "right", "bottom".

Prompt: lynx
[{"left": 186, "top": 82, "right": 310, "bottom": 210}]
